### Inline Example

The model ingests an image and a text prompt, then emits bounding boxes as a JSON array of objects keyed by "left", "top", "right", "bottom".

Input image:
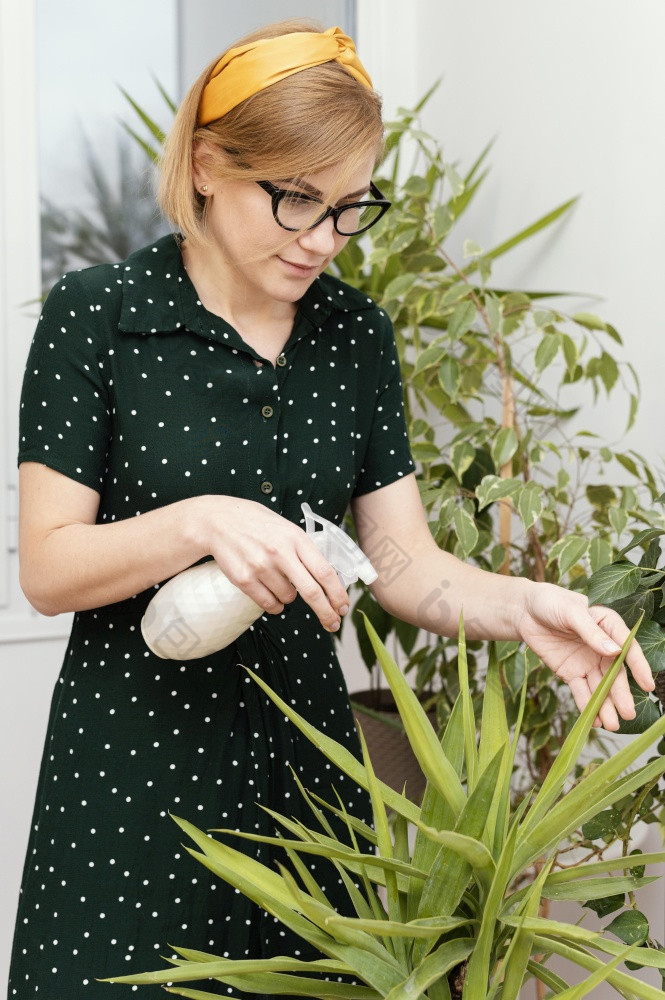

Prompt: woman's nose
[{"left": 297, "top": 215, "right": 338, "bottom": 256}]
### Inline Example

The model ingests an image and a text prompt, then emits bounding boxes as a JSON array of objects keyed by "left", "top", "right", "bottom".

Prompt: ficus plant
[
  {"left": 325, "top": 89, "right": 665, "bottom": 807},
  {"left": 106, "top": 616, "right": 665, "bottom": 999}
]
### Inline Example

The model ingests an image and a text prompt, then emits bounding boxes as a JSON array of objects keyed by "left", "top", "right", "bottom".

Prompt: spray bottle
[{"left": 141, "top": 502, "right": 377, "bottom": 660}]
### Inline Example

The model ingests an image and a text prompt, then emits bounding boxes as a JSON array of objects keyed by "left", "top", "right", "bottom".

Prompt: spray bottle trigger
[{"left": 301, "top": 502, "right": 377, "bottom": 587}]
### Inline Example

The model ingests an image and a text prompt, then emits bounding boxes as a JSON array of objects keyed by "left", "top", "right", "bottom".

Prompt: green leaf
[
  {"left": 627, "top": 392, "right": 639, "bottom": 432},
  {"left": 413, "top": 343, "right": 447, "bottom": 376},
  {"left": 438, "top": 357, "right": 461, "bottom": 399},
  {"left": 457, "top": 612, "right": 479, "bottom": 791},
  {"left": 411, "top": 442, "right": 442, "bottom": 462},
  {"left": 598, "top": 351, "right": 620, "bottom": 394},
  {"left": 513, "top": 622, "right": 641, "bottom": 862},
  {"left": 532, "top": 933, "right": 665, "bottom": 999},
  {"left": 491, "top": 427, "right": 519, "bottom": 470},
  {"left": 504, "top": 654, "right": 526, "bottom": 698},
  {"left": 499, "top": 862, "right": 553, "bottom": 1000},
  {"left": 605, "top": 910, "right": 650, "bottom": 947},
  {"left": 609, "top": 588, "right": 655, "bottom": 631},
  {"left": 547, "top": 535, "right": 589, "bottom": 579},
  {"left": 572, "top": 311, "right": 610, "bottom": 332},
  {"left": 362, "top": 616, "right": 466, "bottom": 818},
  {"left": 589, "top": 537, "right": 613, "bottom": 574},
  {"left": 616, "top": 683, "right": 661, "bottom": 735},
  {"left": 412, "top": 824, "right": 495, "bottom": 870},
  {"left": 450, "top": 440, "right": 476, "bottom": 482},
  {"left": 433, "top": 203, "right": 454, "bottom": 242},
  {"left": 583, "top": 894, "right": 626, "bottom": 917},
  {"left": 534, "top": 332, "right": 560, "bottom": 372},
  {"left": 545, "top": 851, "right": 665, "bottom": 885},
  {"left": 585, "top": 483, "right": 616, "bottom": 509},
  {"left": 443, "top": 163, "right": 465, "bottom": 197},
  {"left": 324, "top": 914, "right": 474, "bottom": 940},
  {"left": 636, "top": 619, "right": 665, "bottom": 673},
  {"left": 118, "top": 86, "right": 167, "bottom": 144},
  {"left": 383, "top": 273, "right": 417, "bottom": 300},
  {"left": 609, "top": 506, "right": 629, "bottom": 537},
  {"left": 475, "top": 474, "right": 522, "bottom": 511},
  {"left": 581, "top": 808, "right": 622, "bottom": 841},
  {"left": 384, "top": 937, "right": 474, "bottom": 1000},
  {"left": 616, "top": 452, "right": 640, "bottom": 477},
  {"left": 586, "top": 563, "right": 643, "bottom": 605},
  {"left": 245, "top": 666, "right": 421, "bottom": 824},
  {"left": 447, "top": 300, "right": 476, "bottom": 341},
  {"left": 561, "top": 333, "right": 579, "bottom": 376},
  {"left": 518, "top": 483, "right": 544, "bottom": 533},
  {"left": 481, "top": 197, "right": 578, "bottom": 265},
  {"left": 534, "top": 948, "right": 635, "bottom": 1000},
  {"left": 463, "top": 239, "right": 483, "bottom": 258},
  {"left": 618, "top": 527, "right": 665, "bottom": 558},
  {"left": 453, "top": 506, "right": 479, "bottom": 559}
]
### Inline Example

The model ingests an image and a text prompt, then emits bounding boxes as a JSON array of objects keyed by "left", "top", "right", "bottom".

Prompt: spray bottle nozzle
[{"left": 301, "top": 502, "right": 377, "bottom": 588}]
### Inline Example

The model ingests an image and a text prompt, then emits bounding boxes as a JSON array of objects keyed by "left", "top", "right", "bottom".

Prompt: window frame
[{"left": 0, "top": 0, "right": 72, "bottom": 641}]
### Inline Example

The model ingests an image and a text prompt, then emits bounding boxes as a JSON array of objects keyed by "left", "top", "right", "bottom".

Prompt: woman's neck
[{"left": 180, "top": 238, "right": 297, "bottom": 361}]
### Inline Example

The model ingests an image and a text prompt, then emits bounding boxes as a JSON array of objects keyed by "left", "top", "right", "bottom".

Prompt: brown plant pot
[{"left": 351, "top": 688, "right": 438, "bottom": 804}]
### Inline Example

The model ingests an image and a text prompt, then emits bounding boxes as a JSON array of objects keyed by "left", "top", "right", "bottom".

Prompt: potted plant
[{"left": 105, "top": 615, "right": 665, "bottom": 998}]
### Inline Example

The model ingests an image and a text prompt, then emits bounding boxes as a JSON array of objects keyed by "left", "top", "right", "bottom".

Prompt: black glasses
[{"left": 256, "top": 180, "right": 391, "bottom": 236}]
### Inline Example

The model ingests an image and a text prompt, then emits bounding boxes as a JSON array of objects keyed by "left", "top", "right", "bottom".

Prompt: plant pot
[{"left": 351, "top": 688, "right": 438, "bottom": 804}]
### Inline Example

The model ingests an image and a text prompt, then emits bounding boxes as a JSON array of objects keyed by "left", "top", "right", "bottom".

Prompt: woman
[{"left": 9, "top": 19, "right": 653, "bottom": 998}]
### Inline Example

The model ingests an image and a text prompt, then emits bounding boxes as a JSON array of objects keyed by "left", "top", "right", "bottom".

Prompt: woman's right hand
[
  {"left": 18, "top": 462, "right": 347, "bottom": 629},
  {"left": 192, "top": 495, "right": 349, "bottom": 632}
]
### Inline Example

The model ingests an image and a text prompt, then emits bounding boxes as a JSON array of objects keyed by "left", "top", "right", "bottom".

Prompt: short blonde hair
[{"left": 158, "top": 19, "right": 384, "bottom": 245}]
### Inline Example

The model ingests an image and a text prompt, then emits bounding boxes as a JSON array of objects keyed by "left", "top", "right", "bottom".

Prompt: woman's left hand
[{"left": 518, "top": 582, "right": 655, "bottom": 730}]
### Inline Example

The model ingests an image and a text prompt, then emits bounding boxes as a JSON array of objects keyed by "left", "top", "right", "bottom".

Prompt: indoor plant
[
  {"left": 326, "top": 89, "right": 665, "bottom": 804},
  {"left": 106, "top": 615, "right": 665, "bottom": 998}
]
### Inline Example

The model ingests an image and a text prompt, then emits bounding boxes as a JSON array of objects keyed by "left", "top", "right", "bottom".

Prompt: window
[{"left": 1, "top": 0, "right": 355, "bottom": 639}]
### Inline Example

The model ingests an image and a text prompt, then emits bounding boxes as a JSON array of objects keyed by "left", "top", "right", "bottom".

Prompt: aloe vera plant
[{"left": 106, "top": 615, "right": 665, "bottom": 999}]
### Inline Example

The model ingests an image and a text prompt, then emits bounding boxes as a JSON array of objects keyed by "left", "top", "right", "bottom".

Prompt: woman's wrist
[
  {"left": 501, "top": 574, "right": 539, "bottom": 642},
  {"left": 178, "top": 493, "right": 220, "bottom": 561}
]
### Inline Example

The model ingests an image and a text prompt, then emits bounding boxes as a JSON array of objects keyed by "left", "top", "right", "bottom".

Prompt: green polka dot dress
[{"left": 9, "top": 234, "right": 415, "bottom": 997}]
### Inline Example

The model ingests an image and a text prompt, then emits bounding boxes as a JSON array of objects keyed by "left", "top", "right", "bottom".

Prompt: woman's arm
[
  {"left": 351, "top": 473, "right": 654, "bottom": 730},
  {"left": 19, "top": 462, "right": 349, "bottom": 630}
]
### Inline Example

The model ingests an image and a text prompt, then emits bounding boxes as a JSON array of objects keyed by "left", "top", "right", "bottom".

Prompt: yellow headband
[{"left": 197, "top": 26, "right": 373, "bottom": 126}]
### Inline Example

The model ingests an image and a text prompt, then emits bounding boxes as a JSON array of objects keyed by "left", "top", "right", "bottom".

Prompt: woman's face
[{"left": 192, "top": 154, "right": 376, "bottom": 310}]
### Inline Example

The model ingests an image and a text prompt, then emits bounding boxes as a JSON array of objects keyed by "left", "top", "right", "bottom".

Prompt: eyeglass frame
[{"left": 256, "top": 179, "right": 391, "bottom": 236}]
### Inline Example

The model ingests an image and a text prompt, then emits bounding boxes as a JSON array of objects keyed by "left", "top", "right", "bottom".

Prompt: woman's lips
[{"left": 278, "top": 257, "right": 320, "bottom": 278}]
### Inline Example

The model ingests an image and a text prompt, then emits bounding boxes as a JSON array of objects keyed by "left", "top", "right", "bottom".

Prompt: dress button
[
  {"left": 260, "top": 481, "right": 273, "bottom": 495},
  {"left": 261, "top": 405, "right": 274, "bottom": 419},
  {"left": 276, "top": 354, "right": 287, "bottom": 367}
]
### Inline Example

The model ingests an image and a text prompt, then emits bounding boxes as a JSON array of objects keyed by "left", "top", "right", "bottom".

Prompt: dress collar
[{"left": 117, "top": 234, "right": 376, "bottom": 358}]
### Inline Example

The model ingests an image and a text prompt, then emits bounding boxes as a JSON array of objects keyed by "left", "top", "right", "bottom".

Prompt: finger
[
  {"left": 589, "top": 605, "right": 655, "bottom": 692},
  {"left": 288, "top": 562, "right": 345, "bottom": 633},
  {"left": 296, "top": 540, "right": 351, "bottom": 614},
  {"left": 605, "top": 664, "right": 636, "bottom": 721},
  {"left": 257, "top": 572, "right": 298, "bottom": 608}
]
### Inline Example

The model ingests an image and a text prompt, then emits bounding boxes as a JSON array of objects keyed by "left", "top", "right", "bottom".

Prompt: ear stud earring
[{"left": 201, "top": 184, "right": 209, "bottom": 193}]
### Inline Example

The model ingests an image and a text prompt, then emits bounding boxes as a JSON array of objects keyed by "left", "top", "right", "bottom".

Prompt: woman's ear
[{"left": 192, "top": 139, "right": 212, "bottom": 192}]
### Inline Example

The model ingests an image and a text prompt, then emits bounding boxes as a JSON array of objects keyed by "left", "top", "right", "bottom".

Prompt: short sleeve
[
  {"left": 18, "top": 272, "right": 113, "bottom": 493},
  {"left": 352, "top": 311, "right": 415, "bottom": 497}
]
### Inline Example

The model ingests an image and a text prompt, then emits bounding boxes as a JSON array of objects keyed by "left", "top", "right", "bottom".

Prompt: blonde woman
[{"left": 10, "top": 19, "right": 653, "bottom": 997}]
